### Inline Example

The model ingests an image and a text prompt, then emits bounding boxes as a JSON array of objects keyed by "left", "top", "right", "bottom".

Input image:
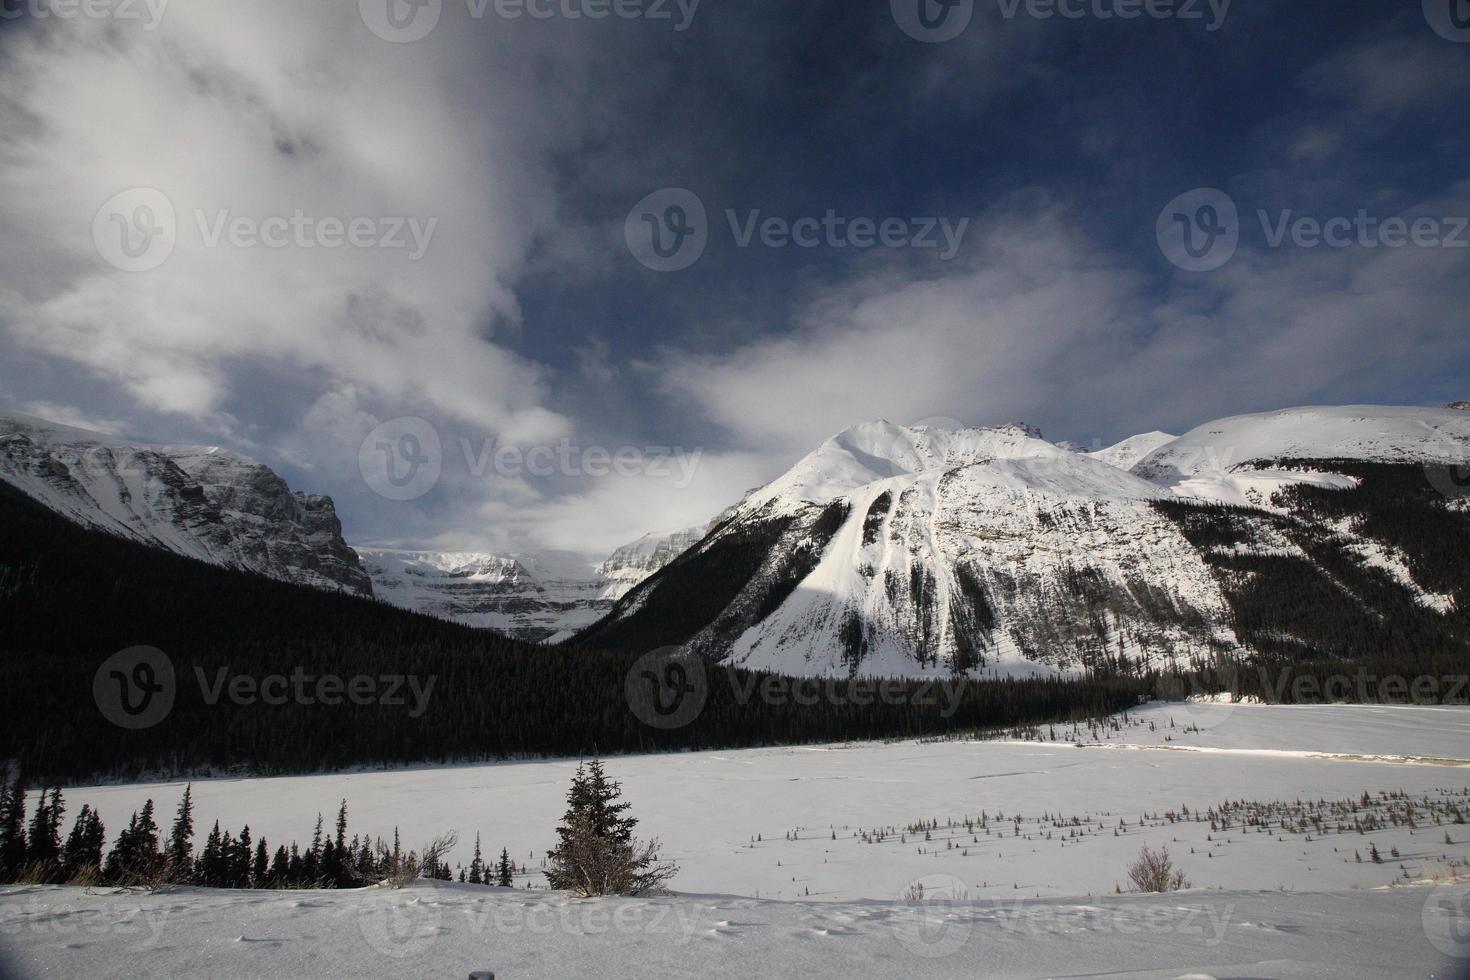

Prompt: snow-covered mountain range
[
  {"left": 8, "top": 405, "right": 1470, "bottom": 670},
  {"left": 0, "top": 414, "right": 371, "bottom": 594},
  {"left": 358, "top": 525, "right": 706, "bottom": 643},
  {"left": 0, "top": 411, "right": 704, "bottom": 640},
  {"left": 578, "top": 406, "right": 1470, "bottom": 677}
]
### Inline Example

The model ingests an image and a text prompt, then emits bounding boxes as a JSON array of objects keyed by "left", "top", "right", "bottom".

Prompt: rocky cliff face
[
  {"left": 577, "top": 407, "right": 1470, "bottom": 678},
  {"left": 0, "top": 414, "right": 371, "bottom": 594}
]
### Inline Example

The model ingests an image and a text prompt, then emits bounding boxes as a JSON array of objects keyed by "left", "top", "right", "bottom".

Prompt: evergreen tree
[
  {"left": 104, "top": 803, "right": 162, "bottom": 885},
  {"left": 197, "top": 821, "right": 224, "bottom": 887},
  {"left": 166, "top": 785, "right": 195, "bottom": 880},
  {"left": 545, "top": 761, "right": 674, "bottom": 896},
  {"left": 134, "top": 800, "right": 161, "bottom": 873},
  {"left": 468, "top": 834, "right": 485, "bottom": 885},
  {"left": 303, "top": 814, "right": 324, "bottom": 882},
  {"left": 269, "top": 845, "right": 290, "bottom": 886},
  {"left": 253, "top": 837, "right": 269, "bottom": 887},
  {"left": 0, "top": 771, "right": 25, "bottom": 882},
  {"left": 25, "top": 787, "right": 64, "bottom": 878},
  {"left": 231, "top": 826, "right": 253, "bottom": 888},
  {"left": 61, "top": 805, "right": 104, "bottom": 881},
  {"left": 496, "top": 847, "right": 514, "bottom": 888}
]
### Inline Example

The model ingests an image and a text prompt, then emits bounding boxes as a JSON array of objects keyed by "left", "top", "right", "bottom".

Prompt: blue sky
[{"left": 1, "top": 0, "right": 1467, "bottom": 554}]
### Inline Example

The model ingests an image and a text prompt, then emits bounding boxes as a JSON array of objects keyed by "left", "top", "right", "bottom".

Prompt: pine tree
[
  {"left": 288, "top": 843, "right": 303, "bottom": 884},
  {"left": 0, "top": 771, "right": 25, "bottom": 883},
  {"left": 25, "top": 787, "right": 64, "bottom": 879},
  {"left": 166, "top": 785, "right": 195, "bottom": 881},
  {"left": 104, "top": 804, "right": 161, "bottom": 885},
  {"left": 326, "top": 800, "right": 349, "bottom": 886},
  {"left": 232, "top": 826, "right": 253, "bottom": 888},
  {"left": 197, "top": 821, "right": 224, "bottom": 887},
  {"left": 496, "top": 847, "right": 514, "bottom": 888},
  {"left": 61, "top": 805, "right": 103, "bottom": 881},
  {"left": 269, "top": 845, "right": 290, "bottom": 886},
  {"left": 304, "top": 814, "right": 324, "bottom": 882},
  {"left": 545, "top": 760, "right": 675, "bottom": 896},
  {"left": 253, "top": 838, "right": 269, "bottom": 887},
  {"left": 468, "top": 834, "right": 485, "bottom": 885}
]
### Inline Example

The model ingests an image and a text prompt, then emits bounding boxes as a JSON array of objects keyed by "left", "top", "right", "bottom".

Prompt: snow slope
[
  {"left": 4, "top": 705, "right": 1469, "bottom": 978},
  {"left": 583, "top": 407, "right": 1470, "bottom": 676},
  {"left": 0, "top": 882, "right": 1458, "bottom": 979},
  {"left": 1133, "top": 404, "right": 1470, "bottom": 506},
  {"left": 0, "top": 414, "right": 369, "bottom": 593},
  {"left": 1091, "top": 430, "right": 1177, "bottom": 470}
]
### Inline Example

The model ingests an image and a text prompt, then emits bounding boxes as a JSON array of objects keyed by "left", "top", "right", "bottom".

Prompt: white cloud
[
  {"left": 0, "top": 2, "right": 571, "bottom": 442},
  {"left": 658, "top": 191, "right": 1470, "bottom": 455}
]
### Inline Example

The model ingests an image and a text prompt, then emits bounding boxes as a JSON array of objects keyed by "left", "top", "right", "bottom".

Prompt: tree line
[
  {"left": 0, "top": 481, "right": 1147, "bottom": 784},
  {"left": 0, "top": 772, "right": 523, "bottom": 891}
]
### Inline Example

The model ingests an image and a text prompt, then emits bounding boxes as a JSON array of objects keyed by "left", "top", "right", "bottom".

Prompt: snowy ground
[{"left": 3, "top": 703, "right": 1470, "bottom": 977}]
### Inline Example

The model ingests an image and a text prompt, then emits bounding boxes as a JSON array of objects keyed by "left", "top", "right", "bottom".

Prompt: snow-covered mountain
[
  {"left": 578, "top": 406, "right": 1470, "bottom": 678},
  {"left": 358, "top": 525, "right": 707, "bottom": 643},
  {"left": 0, "top": 414, "right": 371, "bottom": 594}
]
